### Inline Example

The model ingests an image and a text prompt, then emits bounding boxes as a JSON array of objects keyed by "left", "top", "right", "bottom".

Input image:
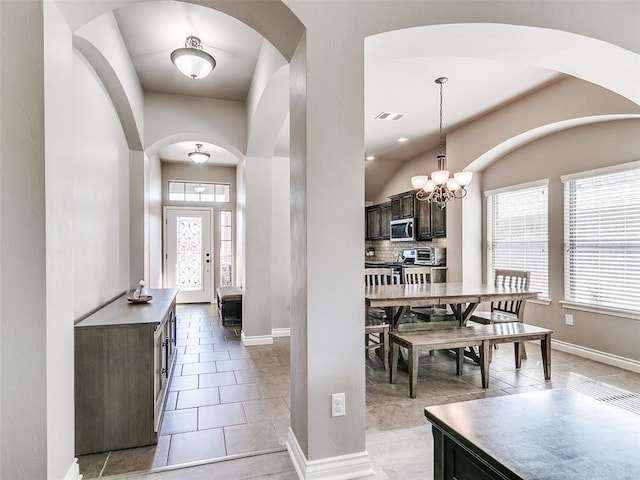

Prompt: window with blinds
[
  {"left": 562, "top": 163, "right": 640, "bottom": 313},
  {"left": 486, "top": 180, "right": 548, "bottom": 299}
]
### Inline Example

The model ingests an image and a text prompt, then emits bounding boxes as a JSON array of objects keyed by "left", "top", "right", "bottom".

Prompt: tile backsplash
[{"left": 365, "top": 238, "right": 446, "bottom": 263}]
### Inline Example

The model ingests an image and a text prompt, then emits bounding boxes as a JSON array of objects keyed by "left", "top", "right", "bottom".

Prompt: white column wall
[
  {"left": 288, "top": 13, "right": 368, "bottom": 470},
  {"left": 43, "top": 3, "right": 78, "bottom": 478},
  {"left": 0, "top": 1, "right": 47, "bottom": 478},
  {"left": 148, "top": 154, "right": 163, "bottom": 288},
  {"left": 130, "top": 150, "right": 145, "bottom": 287},
  {"left": 271, "top": 156, "right": 292, "bottom": 331},
  {"left": 243, "top": 157, "right": 274, "bottom": 341}
]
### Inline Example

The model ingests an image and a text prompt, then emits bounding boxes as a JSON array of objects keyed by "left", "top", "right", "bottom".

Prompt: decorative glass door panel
[
  {"left": 177, "top": 216, "right": 203, "bottom": 290},
  {"left": 164, "top": 208, "right": 212, "bottom": 303}
]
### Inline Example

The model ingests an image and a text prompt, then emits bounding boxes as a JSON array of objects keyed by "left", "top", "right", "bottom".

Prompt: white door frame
[{"left": 163, "top": 206, "right": 214, "bottom": 303}]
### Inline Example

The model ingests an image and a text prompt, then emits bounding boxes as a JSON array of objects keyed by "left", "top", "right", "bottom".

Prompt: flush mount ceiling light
[
  {"left": 411, "top": 77, "right": 473, "bottom": 209},
  {"left": 170, "top": 36, "right": 216, "bottom": 80},
  {"left": 188, "top": 144, "right": 210, "bottom": 164}
]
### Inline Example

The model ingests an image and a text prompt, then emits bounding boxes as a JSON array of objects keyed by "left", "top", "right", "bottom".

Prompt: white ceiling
[
  {"left": 111, "top": 1, "right": 564, "bottom": 170},
  {"left": 113, "top": 1, "right": 263, "bottom": 102}
]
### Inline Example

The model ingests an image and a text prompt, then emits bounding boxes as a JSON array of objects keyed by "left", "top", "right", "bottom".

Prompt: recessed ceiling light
[
  {"left": 366, "top": 155, "right": 375, "bottom": 161},
  {"left": 397, "top": 137, "right": 408, "bottom": 143}
]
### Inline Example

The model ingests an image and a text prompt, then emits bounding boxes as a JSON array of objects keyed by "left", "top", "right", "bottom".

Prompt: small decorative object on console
[{"left": 128, "top": 280, "right": 152, "bottom": 303}]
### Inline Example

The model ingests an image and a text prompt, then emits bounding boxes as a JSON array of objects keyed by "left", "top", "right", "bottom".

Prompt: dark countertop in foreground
[{"left": 424, "top": 388, "right": 640, "bottom": 479}]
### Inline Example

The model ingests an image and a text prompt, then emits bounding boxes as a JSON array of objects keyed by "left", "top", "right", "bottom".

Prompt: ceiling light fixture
[
  {"left": 366, "top": 155, "right": 376, "bottom": 161},
  {"left": 397, "top": 137, "right": 409, "bottom": 143},
  {"left": 170, "top": 36, "right": 216, "bottom": 80},
  {"left": 411, "top": 77, "right": 473, "bottom": 209},
  {"left": 188, "top": 144, "right": 210, "bottom": 164}
]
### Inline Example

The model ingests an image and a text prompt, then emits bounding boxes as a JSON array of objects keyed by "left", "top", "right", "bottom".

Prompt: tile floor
[{"left": 78, "top": 304, "right": 640, "bottom": 479}]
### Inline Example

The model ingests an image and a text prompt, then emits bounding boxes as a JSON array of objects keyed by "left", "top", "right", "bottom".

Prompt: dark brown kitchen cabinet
[
  {"left": 366, "top": 202, "right": 392, "bottom": 240},
  {"left": 75, "top": 288, "right": 178, "bottom": 455},
  {"left": 431, "top": 204, "right": 446, "bottom": 237},
  {"left": 379, "top": 202, "right": 392, "bottom": 238},
  {"left": 390, "top": 192, "right": 415, "bottom": 219},
  {"left": 414, "top": 196, "right": 446, "bottom": 240},
  {"left": 366, "top": 206, "right": 381, "bottom": 239}
]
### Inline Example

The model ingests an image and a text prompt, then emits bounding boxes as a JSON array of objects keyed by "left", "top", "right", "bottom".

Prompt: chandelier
[
  {"left": 188, "top": 144, "right": 210, "bottom": 164},
  {"left": 411, "top": 77, "right": 473, "bottom": 209},
  {"left": 170, "top": 36, "right": 216, "bottom": 80}
]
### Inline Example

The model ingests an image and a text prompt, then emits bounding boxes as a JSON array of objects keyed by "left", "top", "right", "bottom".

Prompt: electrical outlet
[
  {"left": 565, "top": 314, "right": 574, "bottom": 326},
  {"left": 331, "top": 392, "right": 345, "bottom": 417}
]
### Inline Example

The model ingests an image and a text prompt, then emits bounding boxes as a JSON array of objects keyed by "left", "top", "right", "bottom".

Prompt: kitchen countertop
[{"left": 365, "top": 261, "right": 446, "bottom": 269}]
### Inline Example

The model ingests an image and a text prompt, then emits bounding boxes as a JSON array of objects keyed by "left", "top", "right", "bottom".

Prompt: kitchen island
[{"left": 424, "top": 388, "right": 640, "bottom": 479}]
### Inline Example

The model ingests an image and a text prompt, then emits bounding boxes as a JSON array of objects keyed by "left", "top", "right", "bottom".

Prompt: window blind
[
  {"left": 563, "top": 165, "right": 640, "bottom": 313},
  {"left": 487, "top": 181, "right": 548, "bottom": 298}
]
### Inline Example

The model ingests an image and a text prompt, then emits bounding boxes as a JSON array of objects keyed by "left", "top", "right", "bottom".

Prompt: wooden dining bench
[{"left": 390, "top": 322, "right": 552, "bottom": 398}]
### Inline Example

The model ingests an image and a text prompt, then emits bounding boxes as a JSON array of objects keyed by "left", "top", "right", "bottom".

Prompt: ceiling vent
[{"left": 375, "top": 111, "right": 406, "bottom": 121}]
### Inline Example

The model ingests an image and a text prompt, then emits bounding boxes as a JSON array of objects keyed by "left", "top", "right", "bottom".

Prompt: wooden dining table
[{"left": 365, "top": 281, "right": 540, "bottom": 331}]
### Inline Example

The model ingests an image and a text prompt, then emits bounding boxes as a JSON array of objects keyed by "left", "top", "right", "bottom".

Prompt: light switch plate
[{"left": 565, "top": 314, "right": 574, "bottom": 326}]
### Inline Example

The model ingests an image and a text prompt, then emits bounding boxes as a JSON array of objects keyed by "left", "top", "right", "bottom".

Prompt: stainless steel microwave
[{"left": 390, "top": 218, "right": 414, "bottom": 242}]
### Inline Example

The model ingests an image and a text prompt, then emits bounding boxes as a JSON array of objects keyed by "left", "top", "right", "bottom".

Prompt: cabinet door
[
  {"left": 390, "top": 197, "right": 402, "bottom": 219},
  {"left": 154, "top": 325, "right": 167, "bottom": 407},
  {"left": 431, "top": 205, "right": 446, "bottom": 237},
  {"left": 379, "top": 203, "right": 392, "bottom": 239},
  {"left": 444, "top": 436, "right": 508, "bottom": 480},
  {"left": 400, "top": 193, "right": 414, "bottom": 218},
  {"left": 415, "top": 198, "right": 432, "bottom": 240},
  {"left": 366, "top": 207, "right": 381, "bottom": 239}
]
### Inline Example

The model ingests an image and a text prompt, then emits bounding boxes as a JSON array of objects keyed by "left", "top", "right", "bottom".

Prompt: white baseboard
[
  {"left": 552, "top": 339, "right": 640, "bottom": 373},
  {"left": 241, "top": 331, "right": 274, "bottom": 346},
  {"left": 272, "top": 327, "right": 291, "bottom": 337},
  {"left": 286, "top": 428, "right": 373, "bottom": 480},
  {"left": 64, "top": 458, "right": 82, "bottom": 480}
]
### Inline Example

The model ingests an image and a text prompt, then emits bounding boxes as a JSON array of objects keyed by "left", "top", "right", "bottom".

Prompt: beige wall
[
  {"left": 72, "top": 51, "right": 131, "bottom": 319},
  {"left": 483, "top": 119, "right": 640, "bottom": 361}
]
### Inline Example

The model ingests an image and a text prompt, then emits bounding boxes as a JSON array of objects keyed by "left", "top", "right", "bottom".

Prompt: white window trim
[
  {"left": 485, "top": 178, "right": 549, "bottom": 197},
  {"left": 559, "top": 301, "right": 640, "bottom": 321},
  {"left": 528, "top": 298, "right": 552, "bottom": 306},
  {"left": 560, "top": 159, "right": 640, "bottom": 183}
]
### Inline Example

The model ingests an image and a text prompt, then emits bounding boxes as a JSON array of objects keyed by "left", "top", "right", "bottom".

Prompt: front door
[{"left": 164, "top": 208, "right": 213, "bottom": 303}]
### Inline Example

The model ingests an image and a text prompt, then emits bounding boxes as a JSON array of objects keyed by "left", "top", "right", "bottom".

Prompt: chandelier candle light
[
  {"left": 170, "top": 36, "right": 216, "bottom": 79},
  {"left": 411, "top": 77, "right": 473, "bottom": 209},
  {"left": 188, "top": 143, "right": 210, "bottom": 164}
]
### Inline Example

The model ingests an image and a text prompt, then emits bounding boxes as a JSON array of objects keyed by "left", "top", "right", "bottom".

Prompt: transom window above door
[{"left": 168, "top": 181, "right": 230, "bottom": 203}]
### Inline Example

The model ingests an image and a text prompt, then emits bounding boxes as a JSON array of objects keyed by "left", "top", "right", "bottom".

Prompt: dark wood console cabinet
[{"left": 75, "top": 288, "right": 178, "bottom": 455}]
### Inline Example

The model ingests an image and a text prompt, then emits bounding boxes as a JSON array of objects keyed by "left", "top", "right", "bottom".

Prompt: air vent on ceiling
[{"left": 375, "top": 111, "right": 406, "bottom": 121}]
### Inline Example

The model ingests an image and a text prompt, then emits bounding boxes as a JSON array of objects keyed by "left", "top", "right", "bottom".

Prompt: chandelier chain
[{"left": 439, "top": 80, "right": 444, "bottom": 156}]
